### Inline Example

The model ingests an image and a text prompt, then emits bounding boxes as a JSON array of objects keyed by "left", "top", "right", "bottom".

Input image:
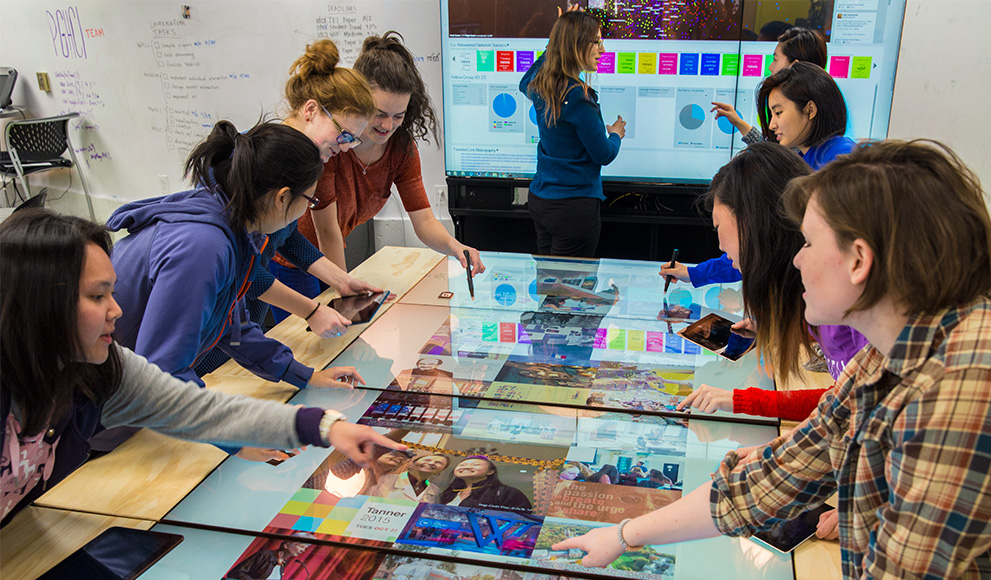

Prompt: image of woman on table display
[
  {"left": 521, "top": 8, "right": 625, "bottom": 258},
  {"left": 275, "top": 31, "right": 484, "bottom": 304},
  {"left": 711, "top": 26, "right": 828, "bottom": 145},
  {"left": 368, "top": 452, "right": 451, "bottom": 503},
  {"left": 438, "top": 456, "right": 532, "bottom": 513},
  {"left": 104, "top": 122, "right": 365, "bottom": 461},
  {"left": 0, "top": 209, "right": 406, "bottom": 526},
  {"left": 556, "top": 140, "right": 991, "bottom": 579}
]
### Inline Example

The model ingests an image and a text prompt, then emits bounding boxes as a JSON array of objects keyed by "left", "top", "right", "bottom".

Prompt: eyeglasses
[
  {"left": 592, "top": 38, "right": 604, "bottom": 48},
  {"left": 319, "top": 104, "right": 362, "bottom": 148},
  {"left": 300, "top": 192, "right": 320, "bottom": 209}
]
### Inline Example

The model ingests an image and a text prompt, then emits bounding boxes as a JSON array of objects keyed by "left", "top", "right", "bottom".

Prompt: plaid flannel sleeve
[{"left": 710, "top": 388, "right": 839, "bottom": 535}]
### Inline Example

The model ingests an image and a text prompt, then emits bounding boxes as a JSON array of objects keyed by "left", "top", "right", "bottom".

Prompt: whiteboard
[{"left": 1, "top": 0, "right": 445, "bottom": 209}]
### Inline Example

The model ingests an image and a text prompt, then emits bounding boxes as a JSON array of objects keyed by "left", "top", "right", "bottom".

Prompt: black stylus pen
[
  {"left": 663, "top": 248, "right": 679, "bottom": 293},
  {"left": 464, "top": 249, "right": 475, "bottom": 300}
]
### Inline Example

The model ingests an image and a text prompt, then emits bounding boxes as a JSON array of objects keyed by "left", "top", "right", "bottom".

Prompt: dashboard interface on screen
[{"left": 441, "top": 0, "right": 906, "bottom": 183}]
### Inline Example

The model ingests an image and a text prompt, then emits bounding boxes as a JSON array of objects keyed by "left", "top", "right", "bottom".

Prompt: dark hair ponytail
[
  {"left": 776, "top": 27, "right": 828, "bottom": 69},
  {"left": 1, "top": 209, "right": 123, "bottom": 437},
  {"left": 184, "top": 121, "right": 323, "bottom": 232},
  {"left": 354, "top": 31, "right": 440, "bottom": 152}
]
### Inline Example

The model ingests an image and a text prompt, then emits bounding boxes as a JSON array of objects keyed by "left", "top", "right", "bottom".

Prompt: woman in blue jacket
[{"left": 520, "top": 9, "right": 625, "bottom": 258}]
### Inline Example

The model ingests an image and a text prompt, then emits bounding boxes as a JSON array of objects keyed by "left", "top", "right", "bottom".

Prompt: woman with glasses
[
  {"left": 104, "top": 121, "right": 365, "bottom": 462},
  {"left": 520, "top": 8, "right": 626, "bottom": 258},
  {"left": 225, "top": 38, "right": 384, "bottom": 342},
  {"left": 271, "top": 32, "right": 484, "bottom": 304}
]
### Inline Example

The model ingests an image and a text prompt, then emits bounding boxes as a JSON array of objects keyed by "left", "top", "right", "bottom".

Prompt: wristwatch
[{"left": 318, "top": 409, "right": 347, "bottom": 446}]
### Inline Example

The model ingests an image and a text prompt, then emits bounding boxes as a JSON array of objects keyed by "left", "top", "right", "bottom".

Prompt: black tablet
[
  {"left": 38, "top": 526, "right": 183, "bottom": 580},
  {"left": 677, "top": 312, "right": 756, "bottom": 361},
  {"left": 750, "top": 504, "right": 834, "bottom": 554},
  {"left": 330, "top": 291, "right": 390, "bottom": 324}
]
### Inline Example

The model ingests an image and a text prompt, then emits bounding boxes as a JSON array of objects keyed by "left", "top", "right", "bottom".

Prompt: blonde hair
[{"left": 285, "top": 39, "right": 376, "bottom": 118}]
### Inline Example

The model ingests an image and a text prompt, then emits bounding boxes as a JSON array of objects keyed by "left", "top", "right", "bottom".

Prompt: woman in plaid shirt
[{"left": 556, "top": 139, "right": 991, "bottom": 578}]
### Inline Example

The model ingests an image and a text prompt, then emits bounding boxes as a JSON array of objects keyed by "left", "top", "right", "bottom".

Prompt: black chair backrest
[
  {"left": 0, "top": 68, "right": 17, "bottom": 109},
  {"left": 7, "top": 117, "right": 70, "bottom": 162},
  {"left": 13, "top": 191, "right": 47, "bottom": 213}
]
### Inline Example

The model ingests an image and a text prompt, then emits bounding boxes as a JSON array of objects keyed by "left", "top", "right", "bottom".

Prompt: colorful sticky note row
[{"left": 475, "top": 50, "right": 873, "bottom": 79}]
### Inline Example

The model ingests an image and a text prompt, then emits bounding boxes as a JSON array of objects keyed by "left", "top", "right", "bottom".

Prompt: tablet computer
[
  {"left": 677, "top": 312, "right": 756, "bottom": 361},
  {"left": 38, "top": 526, "right": 183, "bottom": 580},
  {"left": 330, "top": 291, "right": 390, "bottom": 324},
  {"left": 750, "top": 504, "right": 834, "bottom": 554}
]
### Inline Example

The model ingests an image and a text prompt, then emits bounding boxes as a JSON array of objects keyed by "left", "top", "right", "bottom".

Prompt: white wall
[
  {"left": 887, "top": 0, "right": 991, "bottom": 208},
  {"left": 4, "top": 0, "right": 990, "bottom": 227}
]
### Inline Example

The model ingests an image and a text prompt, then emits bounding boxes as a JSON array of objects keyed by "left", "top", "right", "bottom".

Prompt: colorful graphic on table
[
  {"left": 397, "top": 504, "right": 543, "bottom": 557},
  {"left": 531, "top": 517, "right": 676, "bottom": 577}
]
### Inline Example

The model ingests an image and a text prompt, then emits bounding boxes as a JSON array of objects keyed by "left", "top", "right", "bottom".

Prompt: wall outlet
[
  {"left": 158, "top": 175, "right": 170, "bottom": 196},
  {"left": 436, "top": 184, "right": 447, "bottom": 207},
  {"left": 36, "top": 72, "right": 51, "bottom": 92}
]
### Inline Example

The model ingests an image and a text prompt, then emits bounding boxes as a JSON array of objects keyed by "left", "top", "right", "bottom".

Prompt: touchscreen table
[{"left": 158, "top": 253, "right": 799, "bottom": 580}]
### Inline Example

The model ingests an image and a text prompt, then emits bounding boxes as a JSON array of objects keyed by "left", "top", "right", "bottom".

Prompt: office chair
[
  {"left": 0, "top": 112, "right": 95, "bottom": 219},
  {"left": 0, "top": 67, "right": 17, "bottom": 112},
  {"left": 12, "top": 190, "right": 47, "bottom": 212}
]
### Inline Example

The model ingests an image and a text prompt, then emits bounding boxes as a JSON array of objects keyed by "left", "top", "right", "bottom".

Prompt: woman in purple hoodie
[{"left": 105, "top": 121, "right": 361, "bottom": 461}]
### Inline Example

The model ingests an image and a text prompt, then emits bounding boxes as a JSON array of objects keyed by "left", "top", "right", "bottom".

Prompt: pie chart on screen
[
  {"left": 492, "top": 93, "right": 517, "bottom": 118},
  {"left": 679, "top": 103, "right": 705, "bottom": 130},
  {"left": 718, "top": 114, "right": 739, "bottom": 134}
]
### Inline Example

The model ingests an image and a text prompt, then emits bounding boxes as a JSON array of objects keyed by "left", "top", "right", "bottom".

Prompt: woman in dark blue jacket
[{"left": 520, "top": 9, "right": 625, "bottom": 258}]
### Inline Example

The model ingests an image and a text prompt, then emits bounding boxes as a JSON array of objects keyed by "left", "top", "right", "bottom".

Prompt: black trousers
[{"left": 528, "top": 194, "right": 601, "bottom": 258}]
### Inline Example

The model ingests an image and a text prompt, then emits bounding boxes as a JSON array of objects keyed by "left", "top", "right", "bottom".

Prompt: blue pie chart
[
  {"left": 495, "top": 283, "right": 517, "bottom": 306},
  {"left": 679, "top": 103, "right": 706, "bottom": 130},
  {"left": 717, "top": 114, "right": 738, "bottom": 134},
  {"left": 528, "top": 105, "right": 538, "bottom": 125},
  {"left": 493, "top": 93, "right": 517, "bottom": 118}
]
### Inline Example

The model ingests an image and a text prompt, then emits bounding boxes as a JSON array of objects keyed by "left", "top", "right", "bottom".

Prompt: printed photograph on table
[
  {"left": 546, "top": 479, "right": 681, "bottom": 523},
  {"left": 531, "top": 517, "right": 676, "bottom": 578},
  {"left": 224, "top": 527, "right": 388, "bottom": 580},
  {"left": 373, "top": 553, "right": 552, "bottom": 580},
  {"left": 396, "top": 503, "right": 543, "bottom": 558},
  {"left": 285, "top": 427, "right": 568, "bottom": 518}
]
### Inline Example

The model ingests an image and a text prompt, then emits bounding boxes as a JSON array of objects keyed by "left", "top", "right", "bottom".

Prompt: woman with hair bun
[
  {"left": 219, "top": 38, "right": 385, "bottom": 340},
  {"left": 273, "top": 31, "right": 484, "bottom": 304},
  {"left": 105, "top": 121, "right": 365, "bottom": 461}
]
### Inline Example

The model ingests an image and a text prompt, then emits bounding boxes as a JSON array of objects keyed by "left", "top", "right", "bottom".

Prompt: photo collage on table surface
[
  {"left": 384, "top": 309, "right": 708, "bottom": 411},
  {"left": 241, "top": 400, "right": 690, "bottom": 578}
]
